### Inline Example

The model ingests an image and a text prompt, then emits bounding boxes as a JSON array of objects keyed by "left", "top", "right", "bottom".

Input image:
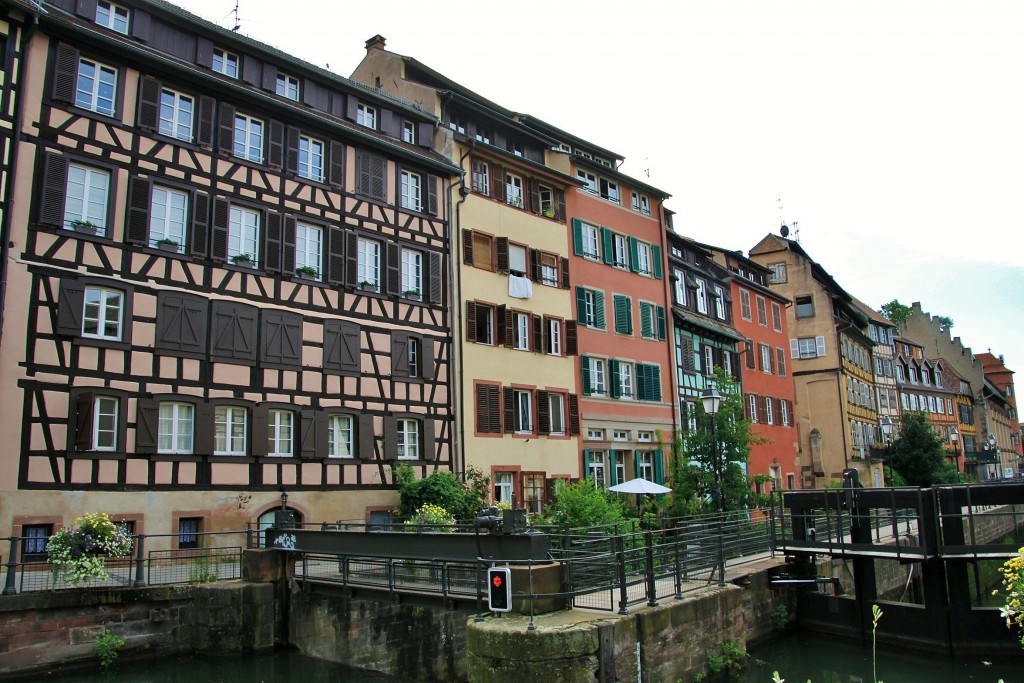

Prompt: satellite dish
[{"left": 780, "top": 224, "right": 790, "bottom": 238}]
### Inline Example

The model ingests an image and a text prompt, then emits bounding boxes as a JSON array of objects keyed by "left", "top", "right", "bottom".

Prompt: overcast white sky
[{"left": 173, "top": 0, "right": 1024, "bottom": 375}]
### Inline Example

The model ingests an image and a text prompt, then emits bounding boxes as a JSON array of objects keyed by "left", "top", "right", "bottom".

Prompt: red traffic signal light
[{"left": 487, "top": 567, "right": 512, "bottom": 612}]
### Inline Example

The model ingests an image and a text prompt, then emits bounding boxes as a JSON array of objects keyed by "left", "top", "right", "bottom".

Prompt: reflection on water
[
  {"left": 740, "top": 629, "right": 1021, "bottom": 683},
  {"left": 47, "top": 651, "right": 415, "bottom": 683}
]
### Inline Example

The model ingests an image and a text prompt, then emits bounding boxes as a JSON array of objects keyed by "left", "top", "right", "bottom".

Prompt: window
[
  {"left": 396, "top": 419, "right": 420, "bottom": 459},
  {"left": 539, "top": 185, "right": 557, "bottom": 217},
  {"left": 96, "top": 1, "right": 130, "bottom": 33},
  {"left": 158, "top": 402, "right": 194, "bottom": 454},
  {"left": 635, "top": 363, "right": 662, "bottom": 401},
  {"left": 636, "top": 242, "right": 652, "bottom": 275},
  {"left": 328, "top": 414, "right": 353, "bottom": 457},
  {"left": 494, "top": 472, "right": 514, "bottom": 503},
  {"left": 470, "top": 159, "right": 490, "bottom": 195},
  {"left": 780, "top": 399, "right": 790, "bottom": 426},
  {"left": 613, "top": 430, "right": 629, "bottom": 441},
  {"left": 267, "top": 410, "right": 294, "bottom": 457},
  {"left": 93, "top": 396, "right": 119, "bottom": 450},
  {"left": 295, "top": 223, "right": 323, "bottom": 280},
  {"left": 469, "top": 302, "right": 494, "bottom": 344},
  {"left": 577, "top": 222, "right": 600, "bottom": 259},
  {"left": 793, "top": 336, "right": 827, "bottom": 359},
  {"left": 776, "top": 347, "right": 787, "bottom": 377},
  {"left": 159, "top": 89, "right": 194, "bottom": 141},
  {"left": 513, "top": 312, "right": 529, "bottom": 350},
  {"left": 674, "top": 269, "right": 687, "bottom": 306},
  {"left": 470, "top": 231, "right": 493, "bottom": 271},
  {"left": 523, "top": 473, "right": 545, "bottom": 514},
  {"left": 631, "top": 191, "right": 651, "bottom": 215},
  {"left": 612, "top": 234, "right": 628, "bottom": 269},
  {"left": 748, "top": 395, "right": 759, "bottom": 423},
  {"left": 618, "top": 361, "right": 634, "bottom": 398},
  {"left": 448, "top": 115, "right": 467, "bottom": 135},
  {"left": 298, "top": 135, "right": 325, "bottom": 182},
  {"left": 505, "top": 173, "right": 524, "bottom": 207},
  {"left": 405, "top": 337, "right": 420, "bottom": 377},
  {"left": 76, "top": 58, "right": 117, "bottom": 116},
  {"left": 212, "top": 48, "right": 239, "bottom": 78},
  {"left": 214, "top": 405, "right": 247, "bottom": 455},
  {"left": 613, "top": 295, "right": 633, "bottom": 335},
  {"left": 22, "top": 525, "right": 52, "bottom": 560},
  {"left": 713, "top": 286, "right": 726, "bottom": 320},
  {"left": 539, "top": 252, "right": 559, "bottom": 287},
  {"left": 402, "top": 121, "right": 416, "bottom": 144},
  {"left": 695, "top": 279, "right": 708, "bottom": 314},
  {"left": 768, "top": 262, "right": 787, "bottom": 283},
  {"left": 587, "top": 451, "right": 608, "bottom": 486},
  {"left": 577, "top": 287, "right": 605, "bottom": 329},
  {"left": 228, "top": 206, "right": 260, "bottom": 265},
  {"left": 739, "top": 289, "right": 752, "bottom": 320},
  {"left": 639, "top": 301, "right": 666, "bottom": 341},
  {"left": 589, "top": 357, "right": 606, "bottom": 395},
  {"left": 546, "top": 318, "right": 562, "bottom": 356},
  {"left": 704, "top": 346, "right": 714, "bottom": 375},
  {"left": 764, "top": 397, "right": 774, "bottom": 425},
  {"left": 587, "top": 429, "right": 605, "bottom": 441},
  {"left": 771, "top": 302, "right": 783, "bottom": 331},
  {"left": 400, "top": 170, "right": 422, "bottom": 211},
  {"left": 514, "top": 390, "right": 533, "bottom": 433},
  {"left": 401, "top": 248, "right": 422, "bottom": 298},
  {"left": 233, "top": 114, "right": 264, "bottom": 163},
  {"left": 275, "top": 73, "right": 300, "bottom": 101},
  {"left": 357, "top": 238, "right": 380, "bottom": 291},
  {"left": 723, "top": 350, "right": 734, "bottom": 377},
  {"left": 65, "top": 163, "right": 110, "bottom": 233},
  {"left": 548, "top": 393, "right": 565, "bottom": 435},
  {"left": 577, "top": 169, "right": 597, "bottom": 194},
  {"left": 760, "top": 344, "right": 773, "bottom": 374},
  {"left": 756, "top": 296, "right": 768, "bottom": 326},
  {"left": 178, "top": 518, "right": 200, "bottom": 550},
  {"left": 356, "top": 103, "right": 376, "bottom": 129},
  {"left": 82, "top": 287, "right": 124, "bottom": 340},
  {"left": 508, "top": 244, "right": 527, "bottom": 277},
  {"left": 637, "top": 452, "right": 653, "bottom": 481},
  {"left": 149, "top": 186, "right": 188, "bottom": 251},
  {"left": 599, "top": 178, "right": 620, "bottom": 203},
  {"left": 795, "top": 296, "right": 814, "bottom": 318}
]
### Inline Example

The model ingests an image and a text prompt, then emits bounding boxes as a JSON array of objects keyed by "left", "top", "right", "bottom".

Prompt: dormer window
[
  {"left": 577, "top": 169, "right": 597, "bottom": 194},
  {"left": 474, "top": 128, "right": 490, "bottom": 144},
  {"left": 357, "top": 103, "right": 377, "bottom": 129},
  {"left": 97, "top": 1, "right": 129, "bottom": 34},
  {"left": 402, "top": 121, "right": 416, "bottom": 144},
  {"left": 448, "top": 115, "right": 466, "bottom": 135},
  {"left": 275, "top": 73, "right": 300, "bottom": 101},
  {"left": 212, "top": 48, "right": 239, "bottom": 79}
]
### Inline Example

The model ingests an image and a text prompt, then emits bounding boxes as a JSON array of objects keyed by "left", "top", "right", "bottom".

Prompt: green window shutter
[
  {"left": 609, "top": 359, "right": 621, "bottom": 399},
  {"left": 656, "top": 306, "right": 666, "bottom": 341},
  {"left": 572, "top": 218, "right": 584, "bottom": 256},
  {"left": 614, "top": 295, "right": 632, "bottom": 334},
  {"left": 651, "top": 365, "right": 662, "bottom": 402},
  {"left": 634, "top": 450, "right": 642, "bottom": 479},
  {"left": 636, "top": 364, "right": 648, "bottom": 401},
  {"left": 609, "top": 452, "right": 619, "bottom": 486},
  {"left": 581, "top": 355, "right": 592, "bottom": 395},
  {"left": 640, "top": 301, "right": 653, "bottom": 339},
  {"left": 584, "top": 448, "right": 591, "bottom": 471},
  {"left": 576, "top": 286, "right": 588, "bottom": 325},
  {"left": 594, "top": 290, "right": 606, "bottom": 329},
  {"left": 652, "top": 245, "right": 663, "bottom": 279},
  {"left": 628, "top": 236, "right": 640, "bottom": 273},
  {"left": 653, "top": 449, "right": 664, "bottom": 484},
  {"left": 601, "top": 227, "right": 614, "bottom": 265}
]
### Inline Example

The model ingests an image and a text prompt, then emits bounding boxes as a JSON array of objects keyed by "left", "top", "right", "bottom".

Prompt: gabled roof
[
  {"left": 672, "top": 306, "right": 746, "bottom": 344},
  {"left": 851, "top": 296, "right": 895, "bottom": 328}
]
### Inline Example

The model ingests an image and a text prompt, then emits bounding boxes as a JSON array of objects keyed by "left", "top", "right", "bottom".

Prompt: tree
[
  {"left": 546, "top": 478, "right": 627, "bottom": 528},
  {"left": 672, "top": 368, "right": 766, "bottom": 513},
  {"left": 887, "top": 412, "right": 961, "bottom": 487},
  {"left": 935, "top": 315, "right": 954, "bottom": 330},
  {"left": 394, "top": 465, "right": 490, "bottom": 521},
  {"left": 880, "top": 299, "right": 912, "bottom": 330}
]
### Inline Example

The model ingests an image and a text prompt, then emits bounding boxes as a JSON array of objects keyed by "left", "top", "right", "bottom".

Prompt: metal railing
[{"left": 2, "top": 530, "right": 248, "bottom": 595}]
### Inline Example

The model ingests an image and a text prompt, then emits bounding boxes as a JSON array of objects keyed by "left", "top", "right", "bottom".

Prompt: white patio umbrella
[{"left": 607, "top": 479, "right": 672, "bottom": 495}]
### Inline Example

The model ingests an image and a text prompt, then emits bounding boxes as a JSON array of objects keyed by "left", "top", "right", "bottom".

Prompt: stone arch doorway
[{"left": 256, "top": 506, "right": 304, "bottom": 547}]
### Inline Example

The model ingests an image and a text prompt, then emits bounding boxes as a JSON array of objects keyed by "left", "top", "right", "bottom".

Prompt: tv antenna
[{"left": 231, "top": 0, "right": 240, "bottom": 32}]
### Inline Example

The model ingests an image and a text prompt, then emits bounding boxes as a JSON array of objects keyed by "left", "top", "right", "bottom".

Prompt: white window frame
[
  {"left": 267, "top": 409, "right": 294, "bottom": 457},
  {"left": 505, "top": 173, "right": 524, "bottom": 207},
  {"left": 275, "top": 73, "right": 300, "bottom": 101},
  {"left": 407, "top": 337, "right": 420, "bottom": 377},
  {"left": 637, "top": 431, "right": 653, "bottom": 443},
  {"left": 613, "top": 234, "right": 628, "bottom": 269},
  {"left": 96, "top": 1, "right": 130, "bottom": 34},
  {"left": 695, "top": 279, "right": 708, "bottom": 314},
  {"left": 397, "top": 418, "right": 420, "bottom": 459},
  {"left": 547, "top": 318, "right": 562, "bottom": 356},
  {"left": 356, "top": 103, "right": 376, "bottom": 129},
  {"left": 761, "top": 344, "right": 773, "bottom": 374},
  {"left": 93, "top": 395, "right": 118, "bottom": 451},
  {"left": 158, "top": 402, "right": 194, "bottom": 454},
  {"left": 765, "top": 398, "right": 774, "bottom": 425},
  {"left": 149, "top": 186, "right": 188, "bottom": 251},
  {"left": 581, "top": 223, "right": 600, "bottom": 259},
  {"left": 401, "top": 248, "right": 422, "bottom": 298},
  {"left": 327, "top": 414, "right": 354, "bottom": 458},
  {"left": 228, "top": 206, "right": 260, "bottom": 266},
  {"left": 674, "top": 269, "right": 687, "bottom": 305},
  {"left": 748, "top": 395, "right": 759, "bottom": 423},
  {"left": 64, "top": 163, "right": 110, "bottom": 233},
  {"left": 640, "top": 195, "right": 650, "bottom": 215},
  {"left": 637, "top": 452, "right": 654, "bottom": 481},
  {"left": 577, "top": 169, "right": 597, "bottom": 194},
  {"left": 295, "top": 222, "right": 323, "bottom": 280},
  {"left": 714, "top": 285, "right": 726, "bottom": 319},
  {"left": 400, "top": 170, "right": 423, "bottom": 212},
  {"left": 82, "top": 287, "right": 124, "bottom": 340},
  {"left": 233, "top": 113, "right": 264, "bottom": 163},
  {"left": 159, "top": 88, "right": 194, "bottom": 142},
  {"left": 591, "top": 357, "right": 606, "bottom": 395},
  {"left": 548, "top": 393, "right": 565, "bottom": 435},
  {"left": 357, "top": 238, "right": 381, "bottom": 291},
  {"left": 298, "top": 135, "right": 324, "bottom": 182},
  {"left": 619, "top": 361, "right": 634, "bottom": 399},
  {"left": 508, "top": 244, "right": 528, "bottom": 276},
  {"left": 798, "top": 337, "right": 818, "bottom": 359},
  {"left": 474, "top": 304, "right": 494, "bottom": 345},
  {"left": 587, "top": 429, "right": 605, "bottom": 441},
  {"left": 637, "top": 242, "right": 652, "bottom": 275},
  {"left": 212, "top": 48, "right": 239, "bottom": 78},
  {"left": 514, "top": 390, "right": 533, "bottom": 434},
  {"left": 613, "top": 430, "right": 629, "bottom": 442},
  {"left": 76, "top": 58, "right": 117, "bottom": 117},
  {"left": 588, "top": 451, "right": 606, "bottom": 487},
  {"left": 781, "top": 399, "right": 790, "bottom": 426},
  {"left": 704, "top": 346, "right": 714, "bottom": 375},
  {"left": 402, "top": 121, "right": 416, "bottom": 144},
  {"left": 494, "top": 472, "right": 514, "bottom": 503},
  {"left": 513, "top": 312, "right": 529, "bottom": 351},
  {"left": 600, "top": 178, "right": 620, "bottom": 203},
  {"left": 214, "top": 405, "right": 247, "bottom": 456}
]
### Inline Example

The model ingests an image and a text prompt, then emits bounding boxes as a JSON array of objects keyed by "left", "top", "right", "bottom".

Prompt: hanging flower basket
[{"left": 47, "top": 513, "right": 133, "bottom": 586}]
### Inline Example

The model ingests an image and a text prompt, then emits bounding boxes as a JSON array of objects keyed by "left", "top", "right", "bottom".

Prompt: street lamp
[
  {"left": 880, "top": 416, "right": 893, "bottom": 444},
  {"left": 950, "top": 427, "right": 959, "bottom": 471},
  {"left": 700, "top": 386, "right": 725, "bottom": 586}
]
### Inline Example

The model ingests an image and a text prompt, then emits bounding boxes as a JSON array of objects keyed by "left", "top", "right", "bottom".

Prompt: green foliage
[
  {"left": 771, "top": 603, "right": 789, "bottom": 629},
  {"left": 934, "top": 315, "right": 954, "bottom": 330},
  {"left": 707, "top": 639, "right": 747, "bottom": 676},
  {"left": 394, "top": 465, "right": 490, "bottom": 521},
  {"left": 94, "top": 628, "right": 125, "bottom": 669},
  {"left": 888, "top": 412, "right": 963, "bottom": 487},
  {"left": 883, "top": 465, "right": 906, "bottom": 487},
  {"left": 47, "top": 512, "right": 133, "bottom": 586},
  {"left": 879, "top": 299, "right": 912, "bottom": 330},
  {"left": 409, "top": 503, "right": 456, "bottom": 530},
  {"left": 546, "top": 478, "right": 627, "bottom": 529}
]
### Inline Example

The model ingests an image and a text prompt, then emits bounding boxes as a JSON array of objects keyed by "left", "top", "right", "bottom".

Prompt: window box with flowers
[{"left": 46, "top": 513, "right": 133, "bottom": 586}]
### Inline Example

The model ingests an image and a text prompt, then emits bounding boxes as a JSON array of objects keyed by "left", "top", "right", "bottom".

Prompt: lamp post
[
  {"left": 950, "top": 427, "right": 959, "bottom": 472},
  {"left": 700, "top": 386, "right": 724, "bottom": 586}
]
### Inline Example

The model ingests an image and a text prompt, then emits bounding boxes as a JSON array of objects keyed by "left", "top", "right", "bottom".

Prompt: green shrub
[
  {"left": 546, "top": 478, "right": 626, "bottom": 529},
  {"left": 94, "top": 628, "right": 125, "bottom": 669},
  {"left": 395, "top": 465, "right": 490, "bottom": 521}
]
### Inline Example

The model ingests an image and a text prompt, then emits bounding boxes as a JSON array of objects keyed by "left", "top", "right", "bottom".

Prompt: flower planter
[
  {"left": 158, "top": 242, "right": 181, "bottom": 253},
  {"left": 73, "top": 224, "right": 99, "bottom": 236}
]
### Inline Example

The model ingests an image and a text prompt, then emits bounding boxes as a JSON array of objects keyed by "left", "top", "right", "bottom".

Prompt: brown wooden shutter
[
  {"left": 555, "top": 189, "right": 566, "bottom": 222},
  {"left": 75, "top": 0, "right": 97, "bottom": 19},
  {"left": 299, "top": 410, "right": 318, "bottom": 459},
  {"left": 327, "top": 226, "right": 345, "bottom": 284},
  {"left": 267, "top": 120, "right": 284, "bottom": 167},
  {"left": 195, "top": 403, "right": 215, "bottom": 455},
  {"left": 529, "top": 249, "right": 541, "bottom": 282},
  {"left": 560, "top": 257, "right": 570, "bottom": 289},
  {"left": 383, "top": 415, "right": 398, "bottom": 460},
  {"left": 285, "top": 127, "right": 300, "bottom": 173},
  {"left": 369, "top": 154, "right": 386, "bottom": 200},
  {"left": 528, "top": 179, "right": 540, "bottom": 214},
  {"left": 391, "top": 331, "right": 409, "bottom": 377},
  {"left": 496, "top": 237, "right": 509, "bottom": 274},
  {"left": 210, "top": 301, "right": 258, "bottom": 362},
  {"left": 72, "top": 391, "right": 94, "bottom": 451},
  {"left": 323, "top": 320, "right": 361, "bottom": 374},
  {"left": 343, "top": 230, "right": 358, "bottom": 286},
  {"left": 282, "top": 215, "right": 296, "bottom": 275},
  {"left": 426, "top": 175, "right": 439, "bottom": 215},
  {"left": 475, "top": 385, "right": 490, "bottom": 433},
  {"left": 314, "top": 412, "right": 329, "bottom": 458},
  {"left": 135, "top": 398, "right": 159, "bottom": 453},
  {"left": 356, "top": 149, "right": 370, "bottom": 195},
  {"left": 39, "top": 151, "right": 69, "bottom": 227},
  {"left": 241, "top": 54, "right": 260, "bottom": 87},
  {"left": 358, "top": 414, "right": 374, "bottom": 459},
  {"left": 565, "top": 321, "right": 578, "bottom": 356},
  {"left": 130, "top": 9, "right": 151, "bottom": 42},
  {"left": 385, "top": 241, "right": 400, "bottom": 295},
  {"left": 503, "top": 387, "right": 514, "bottom": 434},
  {"left": 251, "top": 406, "right": 268, "bottom": 456},
  {"left": 495, "top": 305, "right": 508, "bottom": 347},
  {"left": 421, "top": 337, "right": 435, "bottom": 379},
  {"left": 422, "top": 419, "right": 436, "bottom": 461},
  {"left": 491, "top": 166, "right": 505, "bottom": 203},
  {"left": 52, "top": 43, "right": 80, "bottom": 103},
  {"left": 261, "top": 64, "right": 277, "bottom": 92},
  {"left": 137, "top": 76, "right": 161, "bottom": 131},
  {"left": 465, "top": 302, "right": 477, "bottom": 343},
  {"left": 190, "top": 190, "right": 209, "bottom": 256},
  {"left": 532, "top": 314, "right": 542, "bottom": 352},
  {"left": 260, "top": 310, "right": 302, "bottom": 368},
  {"left": 328, "top": 140, "right": 345, "bottom": 187},
  {"left": 211, "top": 198, "right": 229, "bottom": 260},
  {"left": 155, "top": 292, "right": 208, "bottom": 357},
  {"left": 126, "top": 177, "right": 151, "bottom": 244},
  {"left": 263, "top": 210, "right": 282, "bottom": 272},
  {"left": 217, "top": 102, "right": 236, "bottom": 154},
  {"left": 56, "top": 279, "right": 85, "bottom": 336},
  {"left": 568, "top": 395, "right": 581, "bottom": 436},
  {"left": 537, "top": 390, "right": 550, "bottom": 434},
  {"left": 462, "top": 229, "right": 474, "bottom": 265},
  {"left": 428, "top": 252, "right": 443, "bottom": 305},
  {"left": 195, "top": 37, "right": 213, "bottom": 67},
  {"left": 417, "top": 121, "right": 433, "bottom": 147}
]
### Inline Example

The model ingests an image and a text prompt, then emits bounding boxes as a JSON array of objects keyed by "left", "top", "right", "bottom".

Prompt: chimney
[{"left": 365, "top": 35, "right": 387, "bottom": 52}]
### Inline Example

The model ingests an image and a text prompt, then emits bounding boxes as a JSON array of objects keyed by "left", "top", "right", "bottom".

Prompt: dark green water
[{"left": 738, "top": 630, "right": 1022, "bottom": 683}]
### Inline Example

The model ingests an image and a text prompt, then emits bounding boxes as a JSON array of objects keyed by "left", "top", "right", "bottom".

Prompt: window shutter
[
  {"left": 259, "top": 310, "right": 302, "bottom": 368},
  {"left": 529, "top": 249, "right": 541, "bottom": 283},
  {"left": 464, "top": 301, "right": 480, "bottom": 343},
  {"left": 155, "top": 292, "right": 208, "bottom": 357},
  {"left": 75, "top": 0, "right": 97, "bottom": 18},
  {"left": 495, "top": 237, "right": 509, "bottom": 274},
  {"left": 560, "top": 257, "right": 570, "bottom": 289},
  {"left": 743, "top": 393, "right": 751, "bottom": 420},
  {"left": 428, "top": 252, "right": 443, "bottom": 304},
  {"left": 261, "top": 64, "right": 277, "bottom": 92},
  {"left": 650, "top": 365, "right": 663, "bottom": 401},
  {"left": 565, "top": 321, "right": 578, "bottom": 356},
  {"left": 627, "top": 236, "right": 640, "bottom": 272},
  {"left": 532, "top": 314, "right": 542, "bottom": 352},
  {"left": 636, "top": 364, "right": 648, "bottom": 401},
  {"left": 815, "top": 336, "right": 826, "bottom": 357},
  {"left": 357, "top": 414, "right": 374, "bottom": 460},
  {"left": 56, "top": 279, "right": 85, "bottom": 336},
  {"left": 194, "top": 403, "right": 214, "bottom": 455},
  {"left": 211, "top": 198, "right": 229, "bottom": 260},
  {"left": 135, "top": 398, "right": 159, "bottom": 454},
  {"left": 267, "top": 120, "right": 284, "bottom": 167},
  {"left": 369, "top": 154, "right": 386, "bottom": 200},
  {"left": 653, "top": 450, "right": 665, "bottom": 484},
  {"left": 528, "top": 178, "right": 540, "bottom": 214},
  {"left": 427, "top": 175, "right": 439, "bottom": 215},
  {"left": 385, "top": 241, "right": 400, "bottom": 295},
  {"left": 263, "top": 210, "right": 283, "bottom": 273},
  {"left": 503, "top": 387, "right": 514, "bottom": 433},
  {"left": 608, "top": 452, "right": 619, "bottom": 486},
  {"left": 217, "top": 102, "right": 236, "bottom": 154},
  {"left": 652, "top": 246, "right": 663, "bottom": 279},
  {"left": 52, "top": 43, "right": 80, "bottom": 103},
  {"left": 568, "top": 395, "right": 580, "bottom": 436},
  {"left": 323, "top": 320, "right": 360, "bottom": 374},
  {"left": 210, "top": 301, "right": 258, "bottom": 362},
  {"left": 285, "top": 127, "right": 300, "bottom": 173},
  {"left": 191, "top": 190, "right": 209, "bottom": 256},
  {"left": 776, "top": 347, "right": 786, "bottom": 377},
  {"left": 195, "top": 37, "right": 213, "bottom": 68},
  {"left": 640, "top": 301, "right": 653, "bottom": 338},
  {"left": 383, "top": 415, "right": 398, "bottom": 460},
  {"left": 537, "top": 390, "right": 550, "bottom": 434},
  {"left": 72, "top": 391, "right": 94, "bottom": 451},
  {"left": 609, "top": 359, "right": 621, "bottom": 399},
  {"left": 594, "top": 290, "right": 606, "bottom": 329},
  {"left": 475, "top": 385, "right": 491, "bottom": 433},
  {"left": 345, "top": 95, "right": 358, "bottom": 122},
  {"left": 344, "top": 230, "right": 358, "bottom": 286},
  {"left": 490, "top": 165, "right": 505, "bottom": 203},
  {"left": 391, "top": 331, "right": 409, "bottom": 377},
  {"left": 326, "top": 226, "right": 345, "bottom": 284},
  {"left": 39, "top": 151, "right": 69, "bottom": 227},
  {"left": 575, "top": 287, "right": 587, "bottom": 324},
  {"left": 656, "top": 306, "right": 666, "bottom": 340},
  {"left": 417, "top": 121, "right": 434, "bottom": 147},
  {"left": 571, "top": 218, "right": 584, "bottom": 256},
  {"left": 462, "top": 229, "right": 474, "bottom": 265},
  {"left": 125, "top": 177, "right": 151, "bottom": 244},
  {"left": 634, "top": 451, "right": 642, "bottom": 479},
  {"left": 421, "top": 337, "right": 435, "bottom": 379},
  {"left": 422, "top": 419, "right": 436, "bottom": 461},
  {"left": 328, "top": 140, "right": 345, "bottom": 187},
  {"left": 614, "top": 295, "right": 632, "bottom": 335},
  {"left": 137, "top": 76, "right": 161, "bottom": 131},
  {"left": 495, "top": 305, "right": 508, "bottom": 347},
  {"left": 581, "top": 355, "right": 592, "bottom": 395},
  {"left": 249, "top": 406, "right": 268, "bottom": 456},
  {"left": 601, "top": 228, "right": 614, "bottom": 265},
  {"left": 555, "top": 189, "right": 566, "bottom": 222},
  {"left": 241, "top": 54, "right": 260, "bottom": 87},
  {"left": 282, "top": 215, "right": 296, "bottom": 275},
  {"left": 131, "top": 10, "right": 151, "bottom": 42},
  {"left": 299, "top": 410, "right": 319, "bottom": 459},
  {"left": 356, "top": 150, "right": 370, "bottom": 195}
]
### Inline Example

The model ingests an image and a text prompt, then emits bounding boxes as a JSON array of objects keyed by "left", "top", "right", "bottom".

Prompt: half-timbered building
[{"left": 1, "top": 0, "right": 458, "bottom": 544}]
